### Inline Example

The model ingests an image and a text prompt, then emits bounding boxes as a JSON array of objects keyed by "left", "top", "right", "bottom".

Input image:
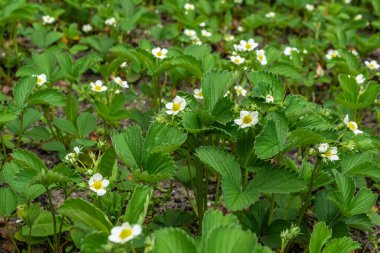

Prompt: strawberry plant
[{"left": 0, "top": 0, "right": 379, "bottom": 253}]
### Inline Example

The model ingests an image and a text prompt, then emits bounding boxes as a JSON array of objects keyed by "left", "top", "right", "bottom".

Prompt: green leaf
[
  {"left": 54, "top": 118, "right": 78, "bottom": 135},
  {"left": 80, "top": 231, "right": 108, "bottom": 253},
  {"left": 21, "top": 211, "right": 61, "bottom": 237},
  {"left": 196, "top": 147, "right": 240, "bottom": 185},
  {"left": 204, "top": 224, "right": 258, "bottom": 253},
  {"left": 202, "top": 70, "right": 240, "bottom": 113},
  {"left": 201, "top": 210, "right": 239, "bottom": 238},
  {"left": 154, "top": 228, "right": 198, "bottom": 253},
  {"left": 342, "top": 152, "right": 380, "bottom": 179},
  {"left": 196, "top": 147, "right": 258, "bottom": 211},
  {"left": 287, "top": 128, "right": 326, "bottom": 149},
  {"left": 309, "top": 222, "right": 332, "bottom": 253},
  {"left": 255, "top": 113, "right": 288, "bottom": 159},
  {"left": 321, "top": 237, "right": 361, "bottom": 253},
  {"left": 111, "top": 125, "right": 143, "bottom": 169},
  {"left": 154, "top": 55, "right": 203, "bottom": 79},
  {"left": 0, "top": 188, "right": 18, "bottom": 216},
  {"left": 143, "top": 122, "right": 187, "bottom": 153},
  {"left": 14, "top": 77, "right": 36, "bottom": 108},
  {"left": 98, "top": 148, "right": 116, "bottom": 178},
  {"left": 64, "top": 93, "right": 79, "bottom": 122},
  {"left": 12, "top": 149, "right": 47, "bottom": 171},
  {"left": 138, "top": 152, "right": 176, "bottom": 181},
  {"left": 31, "top": 170, "right": 70, "bottom": 188},
  {"left": 124, "top": 185, "right": 152, "bottom": 224},
  {"left": 248, "top": 71, "right": 285, "bottom": 102},
  {"left": 28, "top": 89, "right": 66, "bottom": 106},
  {"left": 76, "top": 112, "right": 96, "bottom": 138},
  {"left": 250, "top": 167, "right": 306, "bottom": 193},
  {"left": 60, "top": 198, "right": 112, "bottom": 233}
]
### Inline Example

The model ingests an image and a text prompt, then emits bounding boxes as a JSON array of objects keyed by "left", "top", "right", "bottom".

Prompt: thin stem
[
  {"left": 213, "top": 176, "right": 220, "bottom": 209},
  {"left": 4, "top": 218, "right": 20, "bottom": 253},
  {"left": 46, "top": 188, "right": 58, "bottom": 253},
  {"left": 17, "top": 112, "right": 23, "bottom": 147},
  {"left": 195, "top": 159, "right": 205, "bottom": 230},
  {"left": 267, "top": 193, "right": 276, "bottom": 226},
  {"left": 130, "top": 241, "right": 137, "bottom": 253}
]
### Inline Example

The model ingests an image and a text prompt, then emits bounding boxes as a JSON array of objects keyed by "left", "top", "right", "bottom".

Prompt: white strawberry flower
[
  {"left": 152, "top": 47, "right": 168, "bottom": 59},
  {"left": 89, "top": 173, "right": 109, "bottom": 196},
  {"left": 256, "top": 49, "right": 267, "bottom": 65},
  {"left": 193, "top": 88, "right": 203, "bottom": 99},
  {"left": 234, "top": 111, "right": 259, "bottom": 128},
  {"left": 265, "top": 94, "right": 274, "bottom": 103},
  {"left": 284, "top": 47, "right": 299, "bottom": 57},
  {"left": 265, "top": 12, "right": 276, "bottom": 18},
  {"left": 318, "top": 143, "right": 329, "bottom": 153},
  {"left": 120, "top": 62, "right": 128, "bottom": 68},
  {"left": 82, "top": 24, "right": 92, "bottom": 33},
  {"left": 237, "top": 26, "right": 244, "bottom": 32},
  {"left": 108, "top": 222, "right": 142, "bottom": 244},
  {"left": 230, "top": 55, "right": 245, "bottom": 65},
  {"left": 201, "top": 29, "right": 212, "bottom": 37},
  {"left": 113, "top": 77, "right": 129, "bottom": 88},
  {"left": 184, "top": 29, "right": 197, "bottom": 38},
  {"left": 105, "top": 17, "right": 117, "bottom": 27},
  {"left": 355, "top": 74, "right": 365, "bottom": 84},
  {"left": 234, "top": 85, "right": 247, "bottom": 96},
  {"left": 90, "top": 80, "right": 107, "bottom": 92},
  {"left": 319, "top": 144, "right": 339, "bottom": 161},
  {"left": 325, "top": 49, "right": 339, "bottom": 60},
  {"left": 224, "top": 34, "right": 235, "bottom": 41},
  {"left": 354, "top": 14, "right": 362, "bottom": 21},
  {"left": 184, "top": 3, "right": 195, "bottom": 11},
  {"left": 365, "top": 60, "right": 380, "bottom": 70},
  {"left": 305, "top": 4, "right": 314, "bottom": 11},
  {"left": 165, "top": 96, "right": 186, "bottom": 115},
  {"left": 35, "top": 74, "right": 47, "bottom": 86},
  {"left": 199, "top": 22, "right": 206, "bottom": 27},
  {"left": 239, "top": 39, "right": 258, "bottom": 51},
  {"left": 350, "top": 48, "right": 359, "bottom": 56},
  {"left": 344, "top": 115, "right": 363, "bottom": 135},
  {"left": 42, "top": 15, "right": 55, "bottom": 24}
]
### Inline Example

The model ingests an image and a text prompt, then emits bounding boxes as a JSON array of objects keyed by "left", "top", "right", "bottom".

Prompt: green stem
[
  {"left": 46, "top": 188, "right": 58, "bottom": 253},
  {"left": 295, "top": 159, "right": 321, "bottom": 226},
  {"left": 4, "top": 218, "right": 20, "bottom": 253},
  {"left": 213, "top": 176, "right": 220, "bottom": 209},
  {"left": 267, "top": 193, "right": 275, "bottom": 226},
  {"left": 130, "top": 241, "right": 137, "bottom": 253},
  {"left": 17, "top": 112, "right": 23, "bottom": 147},
  {"left": 195, "top": 159, "right": 205, "bottom": 230}
]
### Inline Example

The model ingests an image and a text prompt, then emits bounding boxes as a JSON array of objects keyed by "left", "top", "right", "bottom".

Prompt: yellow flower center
[
  {"left": 325, "top": 150, "right": 332, "bottom": 157},
  {"left": 37, "top": 77, "right": 43, "bottom": 84},
  {"left": 93, "top": 180, "right": 103, "bottom": 190},
  {"left": 246, "top": 44, "right": 252, "bottom": 50},
  {"left": 242, "top": 115, "right": 253, "bottom": 124},
  {"left": 157, "top": 51, "right": 163, "bottom": 57},
  {"left": 172, "top": 103, "right": 181, "bottom": 111},
  {"left": 197, "top": 91, "right": 203, "bottom": 97},
  {"left": 369, "top": 63, "right": 374, "bottom": 69},
  {"left": 94, "top": 85, "right": 102, "bottom": 91},
  {"left": 119, "top": 228, "right": 132, "bottom": 240},
  {"left": 331, "top": 53, "right": 337, "bottom": 58},
  {"left": 234, "top": 59, "right": 240, "bottom": 64},
  {"left": 347, "top": 122, "right": 357, "bottom": 131},
  {"left": 258, "top": 55, "right": 263, "bottom": 61}
]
